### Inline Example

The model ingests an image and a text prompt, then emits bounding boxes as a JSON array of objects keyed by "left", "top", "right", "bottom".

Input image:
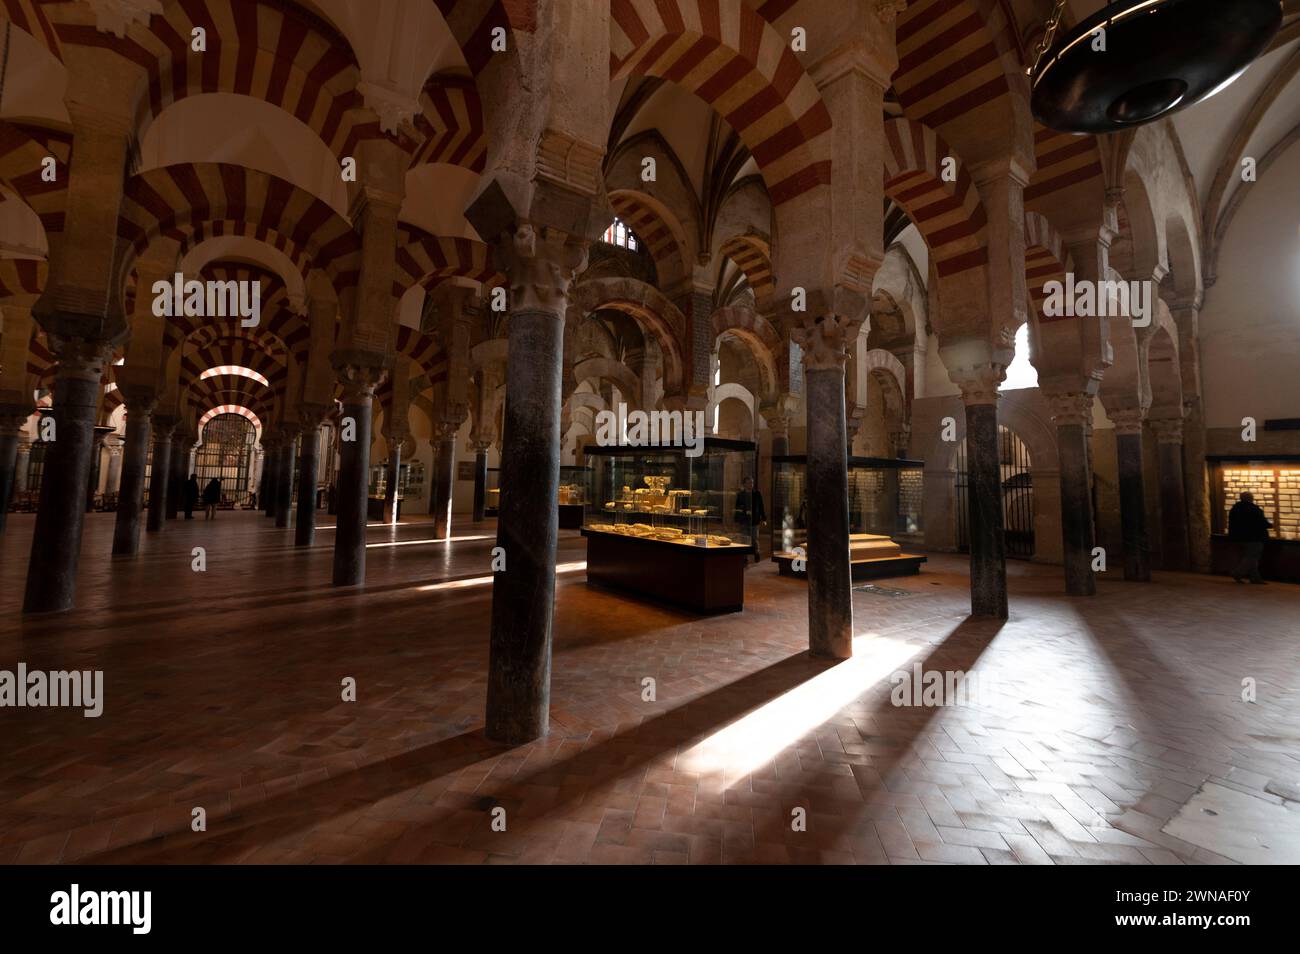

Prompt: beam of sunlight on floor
[
  {"left": 416, "top": 561, "right": 586, "bottom": 592},
  {"left": 681, "top": 634, "right": 922, "bottom": 785},
  {"left": 366, "top": 534, "right": 496, "bottom": 549}
]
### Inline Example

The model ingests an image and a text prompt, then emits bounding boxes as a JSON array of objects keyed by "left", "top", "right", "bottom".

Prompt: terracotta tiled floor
[{"left": 1, "top": 510, "right": 1298, "bottom": 865}]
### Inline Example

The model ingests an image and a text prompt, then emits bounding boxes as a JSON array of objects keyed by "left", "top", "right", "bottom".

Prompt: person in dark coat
[
  {"left": 183, "top": 474, "right": 200, "bottom": 519},
  {"left": 734, "top": 475, "right": 767, "bottom": 563},
  {"left": 202, "top": 478, "right": 222, "bottom": 520},
  {"left": 1228, "top": 491, "right": 1271, "bottom": 584}
]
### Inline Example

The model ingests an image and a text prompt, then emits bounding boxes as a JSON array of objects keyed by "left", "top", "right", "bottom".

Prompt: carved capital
[
  {"left": 499, "top": 225, "right": 588, "bottom": 319},
  {"left": 948, "top": 365, "right": 1005, "bottom": 407},
  {"left": 875, "top": 0, "right": 909, "bottom": 21},
  {"left": 1045, "top": 391, "right": 1095, "bottom": 428},
  {"left": 337, "top": 364, "right": 386, "bottom": 405},
  {"left": 357, "top": 80, "right": 421, "bottom": 136},
  {"left": 1149, "top": 417, "right": 1184, "bottom": 445},
  {"left": 760, "top": 410, "right": 791, "bottom": 439},
  {"left": 1108, "top": 408, "right": 1146, "bottom": 437},
  {"left": 793, "top": 315, "right": 851, "bottom": 372},
  {"left": 87, "top": 0, "right": 162, "bottom": 37},
  {"left": 50, "top": 337, "right": 113, "bottom": 384}
]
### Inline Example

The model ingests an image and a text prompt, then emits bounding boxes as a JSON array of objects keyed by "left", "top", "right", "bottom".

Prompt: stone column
[
  {"left": 85, "top": 428, "right": 109, "bottom": 512},
  {"left": 295, "top": 410, "right": 326, "bottom": 547},
  {"left": 485, "top": 225, "right": 587, "bottom": 744},
  {"left": 146, "top": 420, "right": 173, "bottom": 533},
  {"left": 0, "top": 410, "right": 26, "bottom": 534},
  {"left": 958, "top": 373, "right": 1009, "bottom": 618},
  {"left": 112, "top": 394, "right": 154, "bottom": 556},
  {"left": 274, "top": 428, "right": 298, "bottom": 528},
  {"left": 1046, "top": 390, "right": 1098, "bottom": 595},
  {"left": 431, "top": 422, "right": 461, "bottom": 538},
  {"left": 762, "top": 409, "right": 791, "bottom": 458},
  {"left": 23, "top": 340, "right": 112, "bottom": 613},
  {"left": 470, "top": 438, "right": 490, "bottom": 523},
  {"left": 262, "top": 436, "right": 280, "bottom": 518},
  {"left": 15, "top": 440, "right": 31, "bottom": 494},
  {"left": 104, "top": 439, "right": 123, "bottom": 494},
  {"left": 381, "top": 434, "right": 403, "bottom": 525},
  {"left": 332, "top": 366, "right": 382, "bottom": 586},
  {"left": 1110, "top": 409, "right": 1151, "bottom": 582},
  {"left": 166, "top": 433, "right": 187, "bottom": 520},
  {"left": 793, "top": 319, "right": 854, "bottom": 659},
  {"left": 1151, "top": 417, "right": 1191, "bottom": 571}
]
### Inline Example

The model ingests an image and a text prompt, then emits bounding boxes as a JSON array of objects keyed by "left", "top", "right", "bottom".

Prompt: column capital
[
  {"left": 50, "top": 336, "right": 113, "bottom": 383},
  {"left": 1149, "top": 417, "right": 1184, "bottom": 445},
  {"left": 948, "top": 365, "right": 1005, "bottom": 407},
  {"left": 297, "top": 402, "right": 331, "bottom": 430},
  {"left": 336, "top": 363, "right": 386, "bottom": 404},
  {"left": 1045, "top": 390, "right": 1095, "bottom": 428},
  {"left": 793, "top": 315, "right": 852, "bottom": 372},
  {"left": 498, "top": 225, "right": 588, "bottom": 319},
  {"left": 1108, "top": 408, "right": 1146, "bottom": 436}
]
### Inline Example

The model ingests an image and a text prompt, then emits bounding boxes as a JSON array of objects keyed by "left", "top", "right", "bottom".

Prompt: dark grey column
[
  {"left": 433, "top": 432, "right": 456, "bottom": 537},
  {"left": 295, "top": 425, "right": 320, "bottom": 547},
  {"left": 263, "top": 439, "right": 279, "bottom": 517},
  {"left": 0, "top": 410, "right": 25, "bottom": 535},
  {"left": 274, "top": 430, "right": 296, "bottom": 528},
  {"left": 964, "top": 397, "right": 1008, "bottom": 618},
  {"left": 112, "top": 397, "right": 154, "bottom": 556},
  {"left": 1152, "top": 419, "right": 1191, "bottom": 570},
  {"left": 1114, "top": 420, "right": 1151, "bottom": 582},
  {"left": 23, "top": 342, "right": 110, "bottom": 613},
  {"left": 803, "top": 354, "right": 852, "bottom": 659},
  {"left": 381, "top": 438, "right": 402, "bottom": 525},
  {"left": 1050, "top": 392, "right": 1097, "bottom": 596},
  {"left": 332, "top": 369, "right": 380, "bottom": 586},
  {"left": 471, "top": 440, "right": 488, "bottom": 522},
  {"left": 165, "top": 438, "right": 184, "bottom": 520},
  {"left": 146, "top": 423, "right": 173, "bottom": 533}
]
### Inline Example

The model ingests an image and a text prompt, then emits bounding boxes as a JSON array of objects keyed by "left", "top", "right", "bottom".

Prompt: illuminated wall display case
[
  {"left": 1209, "top": 457, "right": 1300, "bottom": 582},
  {"left": 484, "top": 466, "right": 589, "bottom": 528},
  {"left": 581, "top": 439, "right": 757, "bottom": 613},
  {"left": 770, "top": 455, "right": 927, "bottom": 580}
]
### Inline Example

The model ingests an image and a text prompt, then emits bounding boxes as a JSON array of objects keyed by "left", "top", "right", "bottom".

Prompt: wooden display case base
[
  {"left": 581, "top": 529, "right": 747, "bottom": 614},
  {"left": 558, "top": 504, "right": 584, "bottom": 529}
]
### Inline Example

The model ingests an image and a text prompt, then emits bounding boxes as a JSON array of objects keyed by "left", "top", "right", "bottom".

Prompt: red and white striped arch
[
  {"left": 1024, "top": 125, "right": 1104, "bottom": 205},
  {"left": 118, "top": 163, "right": 362, "bottom": 286},
  {"left": 407, "top": 75, "right": 487, "bottom": 172},
  {"left": 198, "top": 404, "right": 263, "bottom": 439},
  {"left": 610, "top": 0, "right": 831, "bottom": 207},
  {"left": 0, "top": 257, "right": 46, "bottom": 301},
  {"left": 0, "top": 121, "right": 71, "bottom": 236},
  {"left": 717, "top": 233, "right": 774, "bottom": 308},
  {"left": 608, "top": 190, "right": 689, "bottom": 287},
  {"left": 882, "top": 117, "right": 988, "bottom": 279},
  {"left": 1024, "top": 210, "right": 1075, "bottom": 323},
  {"left": 392, "top": 226, "right": 500, "bottom": 298},
  {"left": 0, "top": 0, "right": 62, "bottom": 62}
]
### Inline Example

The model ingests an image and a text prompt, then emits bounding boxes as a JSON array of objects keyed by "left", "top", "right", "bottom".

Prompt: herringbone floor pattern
[{"left": 1, "top": 511, "right": 1297, "bottom": 864}]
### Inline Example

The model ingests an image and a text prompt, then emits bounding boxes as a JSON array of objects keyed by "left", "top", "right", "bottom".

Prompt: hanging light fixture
[{"left": 1029, "top": 0, "right": 1284, "bottom": 134}]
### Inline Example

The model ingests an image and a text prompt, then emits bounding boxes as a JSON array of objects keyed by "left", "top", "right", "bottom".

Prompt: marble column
[
  {"left": 146, "top": 422, "right": 173, "bottom": 533},
  {"left": 961, "top": 381, "right": 1008, "bottom": 619},
  {"left": 381, "top": 436, "right": 402, "bottom": 525},
  {"left": 166, "top": 434, "right": 186, "bottom": 520},
  {"left": 15, "top": 440, "right": 31, "bottom": 494},
  {"left": 1151, "top": 418, "right": 1191, "bottom": 571},
  {"left": 332, "top": 366, "right": 382, "bottom": 586},
  {"left": 0, "top": 411, "right": 26, "bottom": 534},
  {"left": 263, "top": 437, "right": 279, "bottom": 518},
  {"left": 470, "top": 439, "right": 490, "bottom": 523},
  {"left": 105, "top": 440, "right": 123, "bottom": 495},
  {"left": 274, "top": 429, "right": 297, "bottom": 529},
  {"left": 797, "top": 320, "right": 853, "bottom": 660},
  {"left": 1047, "top": 391, "right": 1097, "bottom": 596},
  {"left": 1111, "top": 410, "right": 1151, "bottom": 582},
  {"left": 486, "top": 226, "right": 587, "bottom": 744},
  {"left": 295, "top": 418, "right": 323, "bottom": 547},
  {"left": 85, "top": 429, "right": 109, "bottom": 512},
  {"left": 432, "top": 427, "right": 457, "bottom": 538},
  {"left": 23, "top": 341, "right": 111, "bottom": 613},
  {"left": 112, "top": 397, "right": 154, "bottom": 556}
]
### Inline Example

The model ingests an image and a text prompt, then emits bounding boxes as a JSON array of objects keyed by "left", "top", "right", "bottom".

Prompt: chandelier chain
[{"left": 1028, "top": 0, "right": 1070, "bottom": 76}]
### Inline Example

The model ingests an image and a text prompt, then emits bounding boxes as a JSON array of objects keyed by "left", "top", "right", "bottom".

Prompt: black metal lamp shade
[{"left": 1031, "top": 0, "right": 1284, "bottom": 133}]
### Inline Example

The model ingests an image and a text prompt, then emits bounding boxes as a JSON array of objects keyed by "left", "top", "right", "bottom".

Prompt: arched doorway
[
  {"left": 195, "top": 413, "right": 257, "bottom": 503},
  {"left": 955, "top": 424, "right": 1036, "bottom": 559}
]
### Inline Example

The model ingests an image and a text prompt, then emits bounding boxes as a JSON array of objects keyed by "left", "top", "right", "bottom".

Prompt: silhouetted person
[
  {"left": 734, "top": 475, "right": 766, "bottom": 564},
  {"left": 202, "top": 478, "right": 222, "bottom": 521},
  {"left": 1228, "top": 491, "right": 1271, "bottom": 584},
  {"left": 184, "top": 474, "right": 200, "bottom": 520}
]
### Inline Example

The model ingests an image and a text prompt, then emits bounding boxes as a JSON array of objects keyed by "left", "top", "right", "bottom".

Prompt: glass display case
[
  {"left": 771, "top": 455, "right": 926, "bottom": 580},
  {"left": 581, "top": 438, "right": 757, "bottom": 612},
  {"left": 485, "top": 468, "right": 500, "bottom": 516},
  {"left": 483, "top": 466, "right": 589, "bottom": 526},
  {"left": 1208, "top": 457, "right": 1300, "bottom": 582}
]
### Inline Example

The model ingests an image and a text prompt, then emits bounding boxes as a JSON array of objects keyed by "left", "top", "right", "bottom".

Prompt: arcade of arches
[{"left": 1, "top": 0, "right": 1299, "bottom": 866}]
